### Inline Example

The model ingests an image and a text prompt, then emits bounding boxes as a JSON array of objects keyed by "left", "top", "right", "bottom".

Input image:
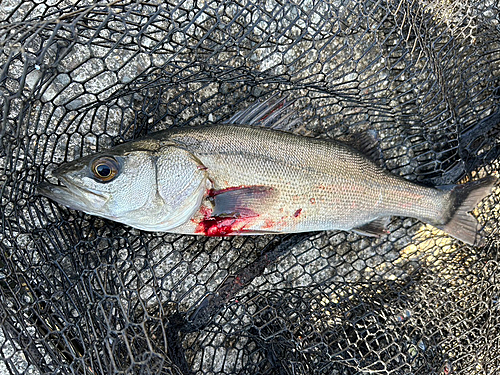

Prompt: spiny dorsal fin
[{"left": 225, "top": 94, "right": 300, "bottom": 130}]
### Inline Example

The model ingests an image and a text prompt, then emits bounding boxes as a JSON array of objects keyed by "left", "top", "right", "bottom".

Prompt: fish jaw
[{"left": 37, "top": 177, "right": 110, "bottom": 216}]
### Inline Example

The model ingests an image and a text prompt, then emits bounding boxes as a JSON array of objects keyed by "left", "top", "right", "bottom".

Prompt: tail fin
[{"left": 438, "top": 176, "right": 497, "bottom": 246}]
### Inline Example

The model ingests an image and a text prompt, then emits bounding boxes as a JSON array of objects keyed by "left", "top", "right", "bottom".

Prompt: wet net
[{"left": 1, "top": 0, "right": 500, "bottom": 374}]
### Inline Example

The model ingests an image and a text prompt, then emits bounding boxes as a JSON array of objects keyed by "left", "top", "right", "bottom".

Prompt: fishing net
[{"left": 1, "top": 0, "right": 499, "bottom": 374}]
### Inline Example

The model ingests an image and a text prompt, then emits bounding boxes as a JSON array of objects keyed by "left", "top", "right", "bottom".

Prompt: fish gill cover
[{"left": 0, "top": 0, "right": 499, "bottom": 374}]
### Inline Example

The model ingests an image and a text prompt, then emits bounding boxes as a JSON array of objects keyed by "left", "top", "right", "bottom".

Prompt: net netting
[{"left": 1, "top": 0, "right": 499, "bottom": 374}]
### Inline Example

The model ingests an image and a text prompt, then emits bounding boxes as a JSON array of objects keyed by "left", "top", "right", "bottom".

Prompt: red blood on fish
[
  {"left": 262, "top": 218, "right": 275, "bottom": 229},
  {"left": 293, "top": 208, "right": 302, "bottom": 217},
  {"left": 193, "top": 185, "right": 273, "bottom": 236},
  {"left": 194, "top": 201, "right": 259, "bottom": 236},
  {"left": 259, "top": 101, "right": 284, "bottom": 121},
  {"left": 195, "top": 216, "right": 258, "bottom": 236}
]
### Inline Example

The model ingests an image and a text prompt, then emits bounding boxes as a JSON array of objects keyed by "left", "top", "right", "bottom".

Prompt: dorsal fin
[
  {"left": 225, "top": 94, "right": 300, "bottom": 130},
  {"left": 342, "top": 130, "right": 383, "bottom": 165}
]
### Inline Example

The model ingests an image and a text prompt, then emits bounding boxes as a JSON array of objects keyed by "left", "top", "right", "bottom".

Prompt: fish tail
[{"left": 437, "top": 176, "right": 497, "bottom": 245}]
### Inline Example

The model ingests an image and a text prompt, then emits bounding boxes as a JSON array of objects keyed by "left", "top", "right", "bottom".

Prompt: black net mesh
[{"left": 1, "top": 0, "right": 500, "bottom": 374}]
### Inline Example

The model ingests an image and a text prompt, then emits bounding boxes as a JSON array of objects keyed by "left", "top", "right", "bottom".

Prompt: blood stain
[
  {"left": 262, "top": 219, "right": 275, "bottom": 229},
  {"left": 193, "top": 185, "right": 272, "bottom": 236},
  {"left": 293, "top": 208, "right": 302, "bottom": 217},
  {"left": 194, "top": 204, "right": 259, "bottom": 236},
  {"left": 195, "top": 216, "right": 257, "bottom": 236}
]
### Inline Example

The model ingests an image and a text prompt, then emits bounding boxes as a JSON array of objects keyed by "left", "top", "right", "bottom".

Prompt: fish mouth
[{"left": 37, "top": 176, "right": 108, "bottom": 212}]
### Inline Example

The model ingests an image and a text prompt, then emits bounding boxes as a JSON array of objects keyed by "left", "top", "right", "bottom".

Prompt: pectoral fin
[
  {"left": 193, "top": 186, "right": 277, "bottom": 236},
  {"left": 352, "top": 217, "right": 390, "bottom": 237},
  {"left": 210, "top": 185, "right": 276, "bottom": 218}
]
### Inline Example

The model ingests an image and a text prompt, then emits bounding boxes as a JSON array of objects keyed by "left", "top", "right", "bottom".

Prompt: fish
[{"left": 37, "top": 96, "right": 498, "bottom": 245}]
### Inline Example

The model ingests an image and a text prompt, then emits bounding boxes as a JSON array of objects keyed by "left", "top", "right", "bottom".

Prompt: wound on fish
[
  {"left": 195, "top": 216, "right": 257, "bottom": 236},
  {"left": 194, "top": 208, "right": 259, "bottom": 236},
  {"left": 294, "top": 208, "right": 302, "bottom": 217},
  {"left": 195, "top": 186, "right": 269, "bottom": 236}
]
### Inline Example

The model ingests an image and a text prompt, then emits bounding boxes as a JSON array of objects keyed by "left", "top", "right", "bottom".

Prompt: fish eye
[{"left": 91, "top": 157, "right": 119, "bottom": 182}]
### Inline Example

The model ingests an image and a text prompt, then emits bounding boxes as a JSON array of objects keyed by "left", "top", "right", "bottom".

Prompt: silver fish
[{"left": 38, "top": 97, "right": 497, "bottom": 245}]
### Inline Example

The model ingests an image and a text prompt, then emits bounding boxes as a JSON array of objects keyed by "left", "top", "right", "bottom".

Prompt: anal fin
[{"left": 352, "top": 217, "right": 390, "bottom": 237}]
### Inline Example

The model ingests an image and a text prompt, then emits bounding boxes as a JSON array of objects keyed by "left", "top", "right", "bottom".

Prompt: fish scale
[{"left": 163, "top": 125, "right": 449, "bottom": 235}]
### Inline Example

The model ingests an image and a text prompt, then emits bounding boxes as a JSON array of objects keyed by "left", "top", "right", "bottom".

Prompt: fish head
[
  {"left": 38, "top": 147, "right": 159, "bottom": 221},
  {"left": 38, "top": 141, "right": 209, "bottom": 232}
]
